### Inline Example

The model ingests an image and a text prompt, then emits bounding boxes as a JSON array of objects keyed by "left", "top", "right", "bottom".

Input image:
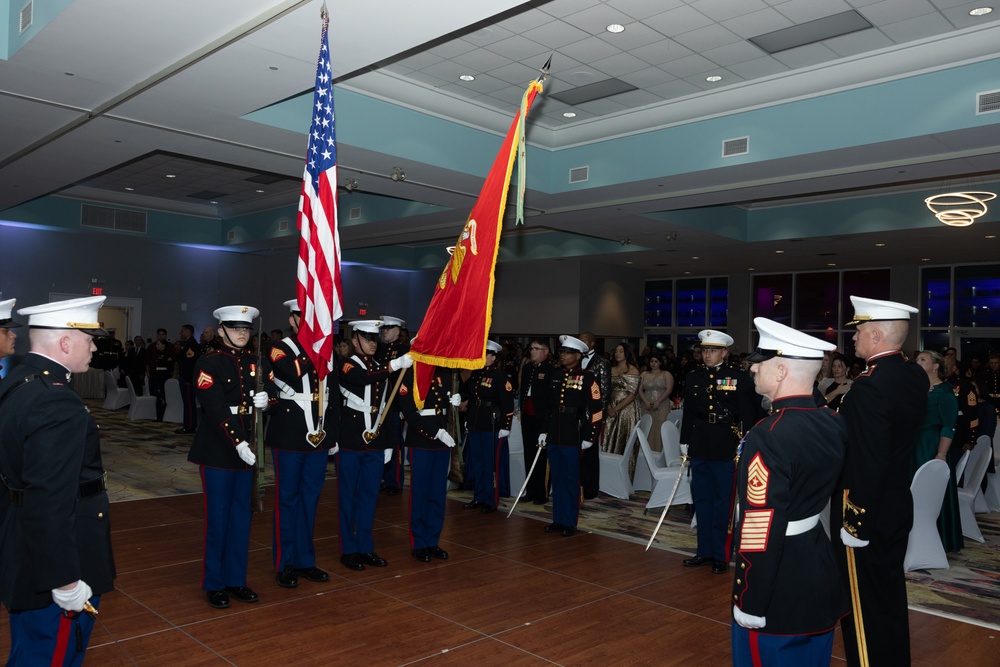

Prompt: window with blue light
[
  {"left": 920, "top": 266, "right": 951, "bottom": 328},
  {"left": 709, "top": 277, "right": 728, "bottom": 327},
  {"left": 954, "top": 265, "right": 1000, "bottom": 328},
  {"left": 676, "top": 278, "right": 707, "bottom": 327},
  {"left": 644, "top": 280, "right": 672, "bottom": 327}
]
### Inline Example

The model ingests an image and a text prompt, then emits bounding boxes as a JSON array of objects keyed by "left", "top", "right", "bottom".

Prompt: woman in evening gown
[
  {"left": 601, "top": 343, "right": 642, "bottom": 479},
  {"left": 638, "top": 352, "right": 674, "bottom": 452}
]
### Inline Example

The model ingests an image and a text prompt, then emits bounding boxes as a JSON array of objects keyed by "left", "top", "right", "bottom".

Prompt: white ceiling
[{"left": 2, "top": 0, "right": 1000, "bottom": 277}]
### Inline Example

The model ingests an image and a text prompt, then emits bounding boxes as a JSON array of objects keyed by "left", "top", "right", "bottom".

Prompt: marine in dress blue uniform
[
  {"left": 0, "top": 296, "right": 115, "bottom": 667},
  {"left": 377, "top": 315, "right": 408, "bottom": 495},
  {"left": 538, "top": 335, "right": 603, "bottom": 536},
  {"left": 681, "top": 330, "right": 760, "bottom": 574},
  {"left": 519, "top": 338, "right": 556, "bottom": 504},
  {"left": 0, "top": 298, "right": 19, "bottom": 370},
  {"left": 266, "top": 299, "right": 338, "bottom": 588},
  {"left": 188, "top": 305, "right": 272, "bottom": 609},
  {"left": 834, "top": 297, "right": 929, "bottom": 667},
  {"left": 397, "top": 364, "right": 458, "bottom": 561},
  {"left": 731, "top": 318, "right": 848, "bottom": 667},
  {"left": 460, "top": 340, "right": 515, "bottom": 514},
  {"left": 176, "top": 324, "right": 202, "bottom": 433},
  {"left": 337, "top": 320, "right": 413, "bottom": 571}
]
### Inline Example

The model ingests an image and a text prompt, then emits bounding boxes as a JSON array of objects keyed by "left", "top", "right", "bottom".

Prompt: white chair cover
[
  {"left": 162, "top": 378, "right": 184, "bottom": 424},
  {"left": 957, "top": 438, "right": 992, "bottom": 543},
  {"left": 508, "top": 418, "right": 526, "bottom": 499},
  {"left": 632, "top": 415, "right": 655, "bottom": 492},
  {"left": 904, "top": 458, "right": 951, "bottom": 572},
  {"left": 954, "top": 449, "right": 971, "bottom": 486},
  {"left": 660, "top": 421, "right": 682, "bottom": 467},
  {"left": 971, "top": 435, "right": 993, "bottom": 513},
  {"left": 126, "top": 376, "right": 158, "bottom": 421},
  {"left": 598, "top": 414, "right": 650, "bottom": 500},
  {"left": 639, "top": 423, "right": 693, "bottom": 513},
  {"left": 101, "top": 370, "right": 130, "bottom": 410}
]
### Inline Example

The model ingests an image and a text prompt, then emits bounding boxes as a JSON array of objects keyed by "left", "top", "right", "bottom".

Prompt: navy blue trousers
[
  {"left": 691, "top": 457, "right": 736, "bottom": 563},
  {"left": 336, "top": 449, "right": 382, "bottom": 555},
  {"left": 548, "top": 445, "right": 581, "bottom": 528},
  {"left": 271, "top": 447, "right": 327, "bottom": 571},
  {"left": 407, "top": 448, "right": 449, "bottom": 549},
  {"left": 6, "top": 598, "right": 100, "bottom": 667},
  {"left": 467, "top": 430, "right": 498, "bottom": 507},
  {"left": 200, "top": 466, "right": 252, "bottom": 591},
  {"left": 732, "top": 622, "right": 834, "bottom": 667}
]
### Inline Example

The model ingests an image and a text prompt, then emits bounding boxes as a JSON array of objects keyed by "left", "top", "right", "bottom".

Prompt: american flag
[{"left": 295, "top": 13, "right": 343, "bottom": 381}]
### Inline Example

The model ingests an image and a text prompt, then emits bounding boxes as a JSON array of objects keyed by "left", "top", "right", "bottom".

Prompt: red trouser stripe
[
  {"left": 749, "top": 629, "right": 762, "bottom": 667},
  {"left": 50, "top": 613, "right": 73, "bottom": 667}
]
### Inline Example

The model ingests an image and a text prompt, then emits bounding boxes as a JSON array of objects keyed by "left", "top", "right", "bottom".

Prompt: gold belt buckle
[
  {"left": 238, "top": 406, "right": 248, "bottom": 415},
  {"left": 707, "top": 413, "right": 717, "bottom": 424},
  {"left": 312, "top": 392, "right": 320, "bottom": 402},
  {"left": 363, "top": 429, "right": 378, "bottom": 443}
]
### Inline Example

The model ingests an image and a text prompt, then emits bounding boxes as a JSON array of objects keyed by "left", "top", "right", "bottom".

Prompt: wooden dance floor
[{"left": 1, "top": 482, "right": 992, "bottom": 665}]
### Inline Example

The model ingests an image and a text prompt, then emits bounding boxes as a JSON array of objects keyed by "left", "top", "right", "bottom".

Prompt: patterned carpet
[{"left": 91, "top": 400, "right": 1000, "bottom": 630}]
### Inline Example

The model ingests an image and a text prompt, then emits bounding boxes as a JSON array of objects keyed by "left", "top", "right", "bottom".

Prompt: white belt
[
  {"left": 228, "top": 405, "right": 250, "bottom": 415},
  {"left": 418, "top": 408, "right": 444, "bottom": 417},
  {"left": 785, "top": 513, "right": 820, "bottom": 536}
]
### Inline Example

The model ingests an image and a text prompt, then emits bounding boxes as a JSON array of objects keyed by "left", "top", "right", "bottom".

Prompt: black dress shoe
[
  {"left": 275, "top": 566, "right": 299, "bottom": 589},
  {"left": 411, "top": 548, "right": 431, "bottom": 563},
  {"left": 544, "top": 523, "right": 563, "bottom": 533},
  {"left": 480, "top": 505, "right": 496, "bottom": 514},
  {"left": 224, "top": 586, "right": 259, "bottom": 603},
  {"left": 711, "top": 561, "right": 730, "bottom": 574},
  {"left": 560, "top": 526, "right": 577, "bottom": 537},
  {"left": 385, "top": 486, "right": 401, "bottom": 496},
  {"left": 361, "top": 552, "right": 388, "bottom": 567},
  {"left": 426, "top": 546, "right": 449, "bottom": 560},
  {"left": 175, "top": 428, "right": 196, "bottom": 434},
  {"left": 207, "top": 590, "right": 230, "bottom": 609},
  {"left": 463, "top": 501, "right": 482, "bottom": 510},
  {"left": 532, "top": 498, "right": 547, "bottom": 505},
  {"left": 682, "top": 556, "right": 714, "bottom": 568},
  {"left": 340, "top": 553, "right": 365, "bottom": 571},
  {"left": 293, "top": 566, "right": 329, "bottom": 582}
]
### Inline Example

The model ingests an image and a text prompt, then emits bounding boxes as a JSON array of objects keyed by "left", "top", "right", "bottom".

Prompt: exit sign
[{"left": 92, "top": 287, "right": 103, "bottom": 296}]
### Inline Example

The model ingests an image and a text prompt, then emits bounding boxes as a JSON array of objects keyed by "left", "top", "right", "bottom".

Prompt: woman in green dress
[{"left": 913, "top": 350, "right": 963, "bottom": 553}]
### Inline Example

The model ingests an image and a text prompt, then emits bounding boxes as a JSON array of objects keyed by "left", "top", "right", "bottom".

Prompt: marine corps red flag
[{"left": 408, "top": 79, "right": 543, "bottom": 408}]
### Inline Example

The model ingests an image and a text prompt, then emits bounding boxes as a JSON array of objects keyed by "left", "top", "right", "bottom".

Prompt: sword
[
  {"left": 507, "top": 440, "right": 544, "bottom": 518},
  {"left": 645, "top": 455, "right": 689, "bottom": 551}
]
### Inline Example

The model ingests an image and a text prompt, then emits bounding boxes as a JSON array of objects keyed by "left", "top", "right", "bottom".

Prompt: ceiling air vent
[
  {"left": 569, "top": 166, "right": 589, "bottom": 184},
  {"left": 19, "top": 1, "right": 32, "bottom": 34},
  {"left": 227, "top": 230, "right": 237, "bottom": 241},
  {"left": 81, "top": 204, "right": 147, "bottom": 234},
  {"left": 977, "top": 89, "right": 1000, "bottom": 115},
  {"left": 349, "top": 207, "right": 362, "bottom": 220},
  {"left": 722, "top": 136, "right": 749, "bottom": 158},
  {"left": 278, "top": 219, "right": 289, "bottom": 232}
]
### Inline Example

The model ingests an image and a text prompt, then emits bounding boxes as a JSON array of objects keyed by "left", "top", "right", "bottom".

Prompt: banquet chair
[
  {"left": 639, "top": 426, "right": 692, "bottom": 514},
  {"left": 904, "top": 458, "right": 951, "bottom": 572},
  {"left": 162, "top": 378, "right": 184, "bottom": 424},
  {"left": 954, "top": 449, "right": 971, "bottom": 487},
  {"left": 661, "top": 421, "right": 683, "bottom": 467},
  {"left": 632, "top": 415, "right": 655, "bottom": 492},
  {"left": 126, "top": 376, "right": 158, "bottom": 421},
  {"left": 667, "top": 410, "right": 683, "bottom": 427},
  {"left": 508, "top": 418, "right": 526, "bottom": 499},
  {"left": 598, "top": 414, "right": 651, "bottom": 500},
  {"left": 971, "top": 435, "right": 993, "bottom": 513},
  {"left": 101, "top": 370, "right": 130, "bottom": 410},
  {"left": 957, "top": 438, "right": 992, "bottom": 543}
]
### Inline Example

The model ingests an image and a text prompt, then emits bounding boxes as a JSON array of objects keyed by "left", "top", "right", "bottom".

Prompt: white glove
[
  {"left": 498, "top": 429, "right": 510, "bottom": 439},
  {"left": 328, "top": 444, "right": 339, "bottom": 456},
  {"left": 840, "top": 527, "right": 869, "bottom": 548},
  {"left": 733, "top": 605, "right": 766, "bottom": 629},
  {"left": 52, "top": 580, "right": 93, "bottom": 613},
  {"left": 538, "top": 433, "right": 547, "bottom": 448},
  {"left": 435, "top": 429, "right": 456, "bottom": 448},
  {"left": 251, "top": 391, "right": 268, "bottom": 411},
  {"left": 449, "top": 393, "right": 462, "bottom": 407},
  {"left": 384, "top": 448, "right": 393, "bottom": 464},
  {"left": 389, "top": 354, "right": 414, "bottom": 372},
  {"left": 235, "top": 441, "right": 256, "bottom": 466},
  {"left": 679, "top": 444, "right": 689, "bottom": 456},
  {"left": 581, "top": 440, "right": 593, "bottom": 450}
]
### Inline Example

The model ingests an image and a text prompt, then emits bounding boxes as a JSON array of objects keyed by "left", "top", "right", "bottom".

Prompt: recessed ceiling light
[
  {"left": 921, "top": 258, "right": 931, "bottom": 261},
  {"left": 684, "top": 271, "right": 691, "bottom": 275},
  {"left": 986, "top": 234, "right": 997, "bottom": 239},
  {"left": 124, "top": 187, "right": 134, "bottom": 191},
  {"left": 459, "top": 74, "right": 475, "bottom": 81},
  {"left": 775, "top": 250, "right": 784, "bottom": 254},
  {"left": 827, "top": 263, "right": 836, "bottom": 267},
  {"left": 625, "top": 261, "right": 633, "bottom": 265},
  {"left": 165, "top": 174, "right": 176, "bottom": 178},
  {"left": 748, "top": 268, "right": 755, "bottom": 271},
  {"left": 606, "top": 23, "right": 625, "bottom": 34},
  {"left": 210, "top": 200, "right": 218, "bottom": 204},
  {"left": 563, "top": 112, "right": 576, "bottom": 118},
  {"left": 706, "top": 75, "right": 723, "bottom": 82},
  {"left": 969, "top": 7, "right": 993, "bottom": 16},
  {"left": 875, "top": 243, "right": 886, "bottom": 247},
  {"left": 255, "top": 189, "right": 265, "bottom": 193},
  {"left": 692, "top": 256, "right": 700, "bottom": 260}
]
